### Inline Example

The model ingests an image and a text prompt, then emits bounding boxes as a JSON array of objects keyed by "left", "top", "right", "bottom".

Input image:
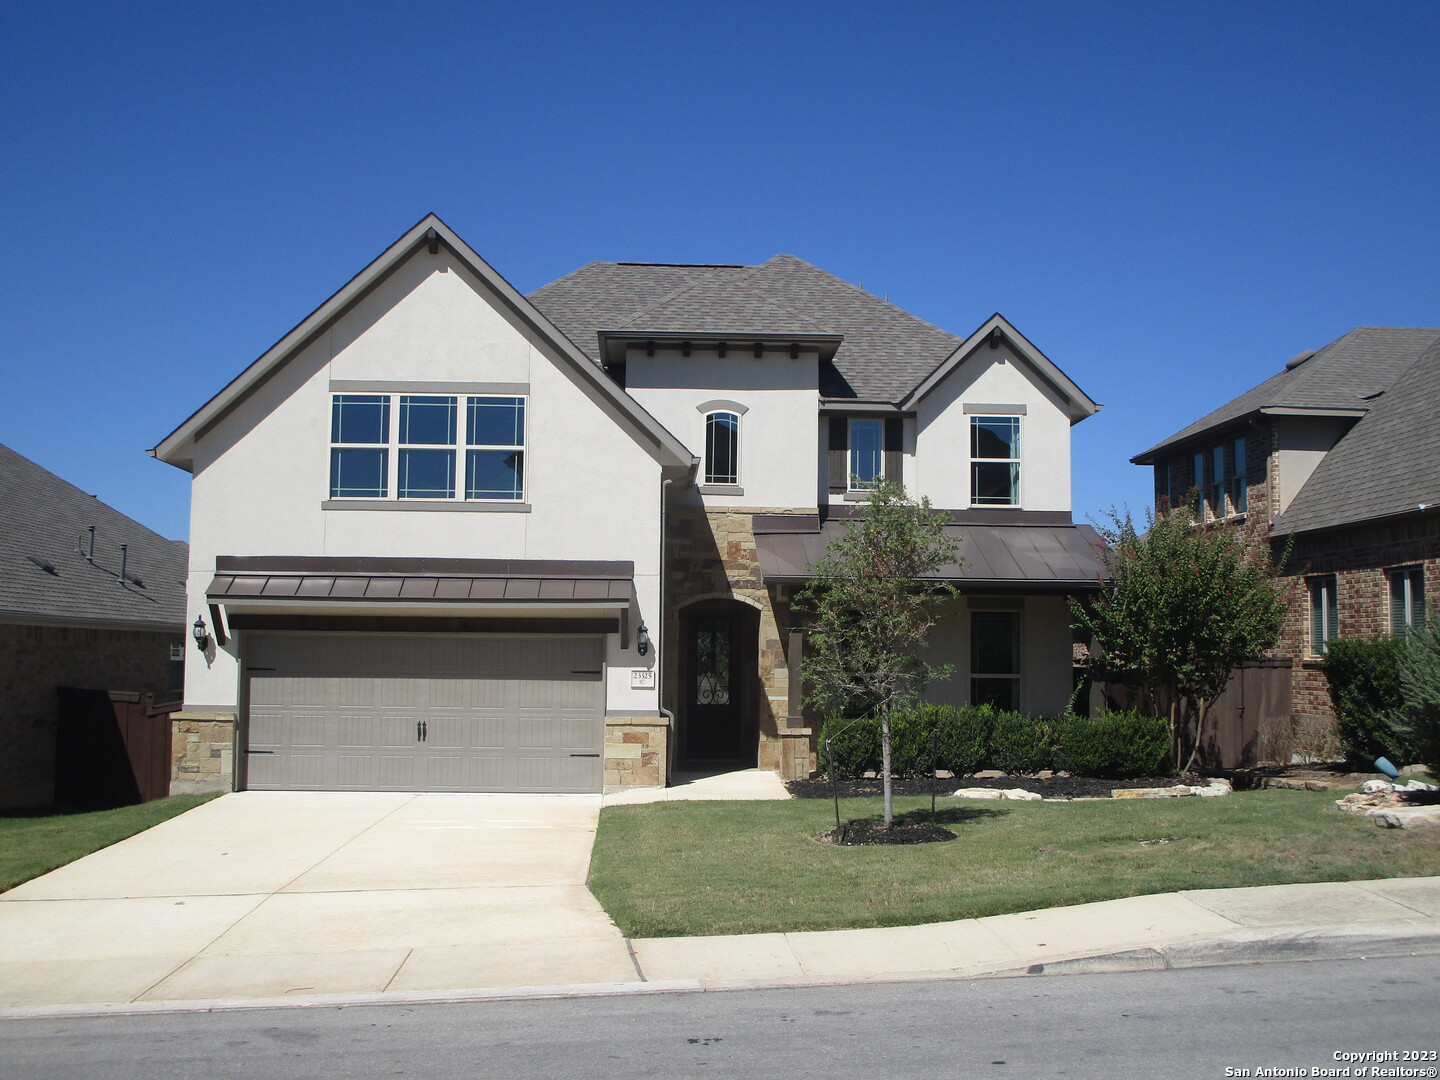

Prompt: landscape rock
[
  {"left": 1368, "top": 806, "right": 1440, "bottom": 829},
  {"left": 1112, "top": 785, "right": 1196, "bottom": 799},
  {"left": 950, "top": 787, "right": 1043, "bottom": 801},
  {"left": 1191, "top": 778, "right": 1233, "bottom": 797}
]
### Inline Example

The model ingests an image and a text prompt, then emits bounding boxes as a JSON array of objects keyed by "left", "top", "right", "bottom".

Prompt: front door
[{"left": 680, "top": 604, "right": 755, "bottom": 764}]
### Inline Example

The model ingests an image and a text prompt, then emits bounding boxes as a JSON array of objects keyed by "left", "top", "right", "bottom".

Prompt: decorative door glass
[{"left": 695, "top": 617, "right": 731, "bottom": 705}]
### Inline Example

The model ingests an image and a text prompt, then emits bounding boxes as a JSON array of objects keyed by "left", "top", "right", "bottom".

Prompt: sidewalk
[{"left": 1, "top": 776, "right": 1437, "bottom": 1018}]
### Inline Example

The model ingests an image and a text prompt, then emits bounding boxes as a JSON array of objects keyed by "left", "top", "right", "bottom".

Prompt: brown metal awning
[
  {"left": 754, "top": 519, "right": 1107, "bottom": 592},
  {"left": 207, "top": 556, "right": 634, "bottom": 607}
]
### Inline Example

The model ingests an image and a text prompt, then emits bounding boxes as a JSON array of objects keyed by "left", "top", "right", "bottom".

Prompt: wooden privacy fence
[
  {"left": 55, "top": 688, "right": 183, "bottom": 808},
  {"left": 1100, "top": 658, "right": 1293, "bottom": 770}
]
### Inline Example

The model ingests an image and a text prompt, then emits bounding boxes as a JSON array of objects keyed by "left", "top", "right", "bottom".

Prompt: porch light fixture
[
  {"left": 192, "top": 616, "right": 210, "bottom": 652},
  {"left": 635, "top": 623, "right": 650, "bottom": 656}
]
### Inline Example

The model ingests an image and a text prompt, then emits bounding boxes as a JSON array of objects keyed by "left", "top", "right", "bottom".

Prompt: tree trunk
[
  {"left": 1182, "top": 698, "right": 1210, "bottom": 776},
  {"left": 1168, "top": 696, "right": 1182, "bottom": 774},
  {"left": 880, "top": 705, "right": 894, "bottom": 828}
]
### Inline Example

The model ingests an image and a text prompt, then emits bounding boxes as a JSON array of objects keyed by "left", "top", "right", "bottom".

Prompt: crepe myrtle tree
[
  {"left": 797, "top": 479, "right": 961, "bottom": 828},
  {"left": 1071, "top": 502, "right": 1292, "bottom": 775}
]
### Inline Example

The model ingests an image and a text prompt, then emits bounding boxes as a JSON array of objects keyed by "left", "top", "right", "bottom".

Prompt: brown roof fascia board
[
  {"left": 215, "top": 556, "right": 635, "bottom": 578},
  {"left": 225, "top": 614, "right": 621, "bottom": 635},
  {"left": 598, "top": 330, "right": 843, "bottom": 365},
  {"left": 816, "top": 507, "right": 1074, "bottom": 527}
]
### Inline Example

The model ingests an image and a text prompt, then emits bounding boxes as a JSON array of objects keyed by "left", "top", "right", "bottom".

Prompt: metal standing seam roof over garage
[{"left": 753, "top": 518, "right": 1108, "bottom": 592}]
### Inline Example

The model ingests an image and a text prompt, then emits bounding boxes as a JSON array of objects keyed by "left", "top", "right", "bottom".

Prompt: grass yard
[
  {"left": 588, "top": 789, "right": 1440, "bottom": 938},
  {"left": 0, "top": 794, "right": 219, "bottom": 892}
]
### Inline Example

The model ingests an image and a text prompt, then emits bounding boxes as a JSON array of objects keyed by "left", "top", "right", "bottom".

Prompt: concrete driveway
[{"left": 0, "top": 792, "right": 638, "bottom": 1007}]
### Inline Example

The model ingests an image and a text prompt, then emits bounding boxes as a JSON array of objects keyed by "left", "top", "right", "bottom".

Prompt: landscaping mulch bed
[
  {"left": 818, "top": 819, "right": 958, "bottom": 846},
  {"left": 787, "top": 773, "right": 1201, "bottom": 801}
]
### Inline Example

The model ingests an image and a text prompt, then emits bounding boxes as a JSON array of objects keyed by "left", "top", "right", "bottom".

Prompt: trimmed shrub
[
  {"left": 935, "top": 704, "right": 994, "bottom": 778},
  {"left": 817, "top": 716, "right": 880, "bottom": 779},
  {"left": 1052, "top": 710, "right": 1172, "bottom": 778},
  {"left": 887, "top": 705, "right": 937, "bottom": 778},
  {"left": 1322, "top": 635, "right": 1408, "bottom": 765},
  {"left": 988, "top": 710, "right": 1054, "bottom": 776}
]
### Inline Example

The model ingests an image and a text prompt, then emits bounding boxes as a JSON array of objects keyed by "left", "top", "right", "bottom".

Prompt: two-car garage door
[{"left": 244, "top": 634, "right": 604, "bottom": 793}]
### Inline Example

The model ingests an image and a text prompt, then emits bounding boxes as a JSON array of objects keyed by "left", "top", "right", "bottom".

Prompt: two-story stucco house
[{"left": 153, "top": 215, "right": 1104, "bottom": 794}]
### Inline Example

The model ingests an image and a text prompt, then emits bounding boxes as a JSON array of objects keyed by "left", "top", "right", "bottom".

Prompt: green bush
[
  {"left": 1052, "top": 710, "right": 1172, "bottom": 778},
  {"left": 935, "top": 704, "right": 994, "bottom": 777},
  {"left": 1391, "top": 616, "right": 1440, "bottom": 773},
  {"left": 887, "top": 705, "right": 938, "bottom": 778},
  {"left": 988, "top": 710, "right": 1054, "bottom": 775},
  {"left": 818, "top": 716, "right": 880, "bottom": 779},
  {"left": 1322, "top": 636, "right": 1408, "bottom": 765}
]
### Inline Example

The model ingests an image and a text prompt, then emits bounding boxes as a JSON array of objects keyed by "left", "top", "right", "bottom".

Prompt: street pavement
[{"left": 2, "top": 773, "right": 1438, "bottom": 1018}]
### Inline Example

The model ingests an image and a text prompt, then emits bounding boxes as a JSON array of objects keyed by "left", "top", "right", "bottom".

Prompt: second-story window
[
  {"left": 1308, "top": 575, "right": 1338, "bottom": 656},
  {"left": 971, "top": 415, "right": 1020, "bottom": 506},
  {"left": 704, "top": 411, "right": 740, "bottom": 486},
  {"left": 329, "top": 393, "right": 525, "bottom": 502},
  {"left": 849, "top": 418, "right": 884, "bottom": 489}
]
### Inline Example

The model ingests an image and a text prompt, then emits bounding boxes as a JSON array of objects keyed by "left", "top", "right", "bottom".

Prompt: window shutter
[
  {"left": 1390, "top": 572, "right": 1405, "bottom": 634},
  {"left": 883, "top": 417, "right": 903, "bottom": 482},
  {"left": 828, "top": 416, "right": 848, "bottom": 493}
]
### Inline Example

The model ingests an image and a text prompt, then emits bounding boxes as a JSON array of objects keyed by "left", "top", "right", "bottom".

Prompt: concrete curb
[{"left": 983, "top": 920, "right": 1440, "bottom": 978}]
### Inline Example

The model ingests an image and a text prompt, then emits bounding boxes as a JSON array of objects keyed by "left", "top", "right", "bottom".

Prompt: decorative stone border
[{"left": 951, "top": 778, "right": 1234, "bottom": 802}]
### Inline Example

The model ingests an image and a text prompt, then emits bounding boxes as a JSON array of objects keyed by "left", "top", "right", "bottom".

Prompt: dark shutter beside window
[
  {"left": 883, "top": 417, "right": 903, "bottom": 482},
  {"left": 828, "top": 416, "right": 848, "bottom": 493}
]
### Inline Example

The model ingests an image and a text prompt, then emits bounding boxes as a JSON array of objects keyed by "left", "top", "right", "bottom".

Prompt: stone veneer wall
[
  {"left": 665, "top": 505, "right": 815, "bottom": 781},
  {"left": 170, "top": 712, "right": 237, "bottom": 795},
  {"left": 0, "top": 622, "right": 181, "bottom": 807},
  {"left": 604, "top": 715, "right": 667, "bottom": 789}
]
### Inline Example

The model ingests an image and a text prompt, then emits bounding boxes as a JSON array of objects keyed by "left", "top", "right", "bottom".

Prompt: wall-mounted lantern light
[
  {"left": 192, "top": 616, "right": 210, "bottom": 652},
  {"left": 635, "top": 623, "right": 650, "bottom": 656}
]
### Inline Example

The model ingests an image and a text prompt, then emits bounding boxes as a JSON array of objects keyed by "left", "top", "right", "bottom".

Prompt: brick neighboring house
[
  {"left": 1133, "top": 328, "right": 1440, "bottom": 739},
  {"left": 0, "top": 443, "right": 188, "bottom": 807}
]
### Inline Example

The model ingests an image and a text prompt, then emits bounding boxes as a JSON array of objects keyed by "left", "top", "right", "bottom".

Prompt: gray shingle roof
[
  {"left": 529, "top": 255, "right": 964, "bottom": 400},
  {"left": 1272, "top": 335, "right": 1440, "bottom": 535},
  {"left": 0, "top": 444, "right": 187, "bottom": 629},
  {"left": 1136, "top": 327, "right": 1440, "bottom": 460}
]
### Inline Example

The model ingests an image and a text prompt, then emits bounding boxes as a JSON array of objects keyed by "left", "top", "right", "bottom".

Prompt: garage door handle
[
  {"left": 570, "top": 753, "right": 600, "bottom": 758},
  {"left": 416, "top": 720, "right": 428, "bottom": 742}
]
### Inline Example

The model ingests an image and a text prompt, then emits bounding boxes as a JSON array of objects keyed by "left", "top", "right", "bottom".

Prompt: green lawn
[
  {"left": 0, "top": 794, "right": 219, "bottom": 892},
  {"left": 588, "top": 789, "right": 1440, "bottom": 938}
]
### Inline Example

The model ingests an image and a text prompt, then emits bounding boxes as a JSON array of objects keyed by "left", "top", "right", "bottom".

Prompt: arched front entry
[{"left": 677, "top": 598, "right": 760, "bottom": 767}]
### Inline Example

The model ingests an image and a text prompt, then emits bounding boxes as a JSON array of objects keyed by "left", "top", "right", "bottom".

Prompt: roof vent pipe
[
  {"left": 86, "top": 525, "right": 96, "bottom": 563},
  {"left": 117, "top": 543, "right": 128, "bottom": 586}
]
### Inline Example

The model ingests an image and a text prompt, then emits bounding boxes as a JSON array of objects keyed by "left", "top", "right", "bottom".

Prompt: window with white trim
[
  {"left": 1389, "top": 566, "right": 1426, "bottom": 633},
  {"left": 971, "top": 416, "right": 1020, "bottom": 506},
  {"left": 971, "top": 609, "right": 1021, "bottom": 710},
  {"left": 704, "top": 411, "right": 739, "bottom": 486},
  {"left": 1308, "top": 575, "right": 1338, "bottom": 656},
  {"left": 848, "top": 418, "right": 884, "bottom": 490},
  {"left": 329, "top": 393, "right": 524, "bottom": 501}
]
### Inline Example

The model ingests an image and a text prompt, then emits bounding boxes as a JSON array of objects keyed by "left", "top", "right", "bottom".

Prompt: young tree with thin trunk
[
  {"left": 798, "top": 480, "right": 960, "bottom": 827},
  {"left": 1071, "top": 503, "right": 1292, "bottom": 774}
]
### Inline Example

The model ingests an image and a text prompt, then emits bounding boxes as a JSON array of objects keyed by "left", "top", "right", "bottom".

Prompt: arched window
[{"left": 704, "top": 411, "right": 740, "bottom": 486}]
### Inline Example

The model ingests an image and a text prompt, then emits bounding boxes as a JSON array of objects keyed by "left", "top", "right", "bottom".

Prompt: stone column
[{"left": 170, "top": 711, "right": 237, "bottom": 795}]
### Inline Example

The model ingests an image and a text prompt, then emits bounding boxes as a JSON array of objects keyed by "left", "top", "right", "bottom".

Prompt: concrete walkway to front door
[{"left": 0, "top": 792, "right": 638, "bottom": 1007}]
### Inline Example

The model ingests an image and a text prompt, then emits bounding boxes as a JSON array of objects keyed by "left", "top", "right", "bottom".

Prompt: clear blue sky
[{"left": 3, "top": 1, "right": 1436, "bottom": 541}]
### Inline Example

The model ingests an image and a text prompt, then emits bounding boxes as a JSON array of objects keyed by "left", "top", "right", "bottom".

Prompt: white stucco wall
[
  {"left": 920, "top": 594, "right": 1075, "bottom": 716},
  {"left": 182, "top": 248, "right": 666, "bottom": 716},
  {"left": 626, "top": 347, "right": 820, "bottom": 510},
  {"left": 1273, "top": 416, "right": 1351, "bottom": 517},
  {"left": 911, "top": 346, "right": 1074, "bottom": 512}
]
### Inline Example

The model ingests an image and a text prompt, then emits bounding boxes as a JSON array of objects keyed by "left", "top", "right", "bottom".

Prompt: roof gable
[
  {"left": 153, "top": 215, "right": 694, "bottom": 473},
  {"left": 0, "top": 443, "right": 187, "bottom": 629}
]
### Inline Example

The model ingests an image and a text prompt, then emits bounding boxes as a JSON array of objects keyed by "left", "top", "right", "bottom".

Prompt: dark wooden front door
[{"left": 681, "top": 605, "right": 755, "bottom": 764}]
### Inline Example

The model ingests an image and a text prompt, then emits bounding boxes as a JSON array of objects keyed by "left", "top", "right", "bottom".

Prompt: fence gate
[{"left": 55, "top": 688, "right": 180, "bottom": 808}]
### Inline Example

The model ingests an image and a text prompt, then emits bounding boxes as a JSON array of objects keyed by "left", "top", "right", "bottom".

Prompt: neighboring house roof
[
  {"left": 152, "top": 215, "right": 696, "bottom": 474},
  {"left": 0, "top": 443, "right": 187, "bottom": 630},
  {"left": 530, "top": 255, "right": 1091, "bottom": 406},
  {"left": 1133, "top": 327, "right": 1440, "bottom": 463},
  {"left": 1271, "top": 335, "right": 1440, "bottom": 535}
]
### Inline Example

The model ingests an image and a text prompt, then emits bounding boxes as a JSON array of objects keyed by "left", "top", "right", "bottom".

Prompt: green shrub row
[
  {"left": 818, "top": 705, "right": 1171, "bottom": 780},
  {"left": 1322, "top": 635, "right": 1410, "bottom": 765}
]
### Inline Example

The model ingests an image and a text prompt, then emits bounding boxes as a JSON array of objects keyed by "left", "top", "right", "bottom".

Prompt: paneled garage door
[{"left": 245, "top": 634, "right": 604, "bottom": 793}]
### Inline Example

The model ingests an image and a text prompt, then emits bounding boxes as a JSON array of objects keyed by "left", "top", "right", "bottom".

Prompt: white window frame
[
  {"left": 703, "top": 410, "right": 741, "bottom": 487},
  {"left": 1308, "top": 575, "right": 1338, "bottom": 656},
  {"left": 970, "top": 415, "right": 1021, "bottom": 507},
  {"left": 1389, "top": 565, "right": 1426, "bottom": 633},
  {"left": 328, "top": 392, "right": 526, "bottom": 503}
]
